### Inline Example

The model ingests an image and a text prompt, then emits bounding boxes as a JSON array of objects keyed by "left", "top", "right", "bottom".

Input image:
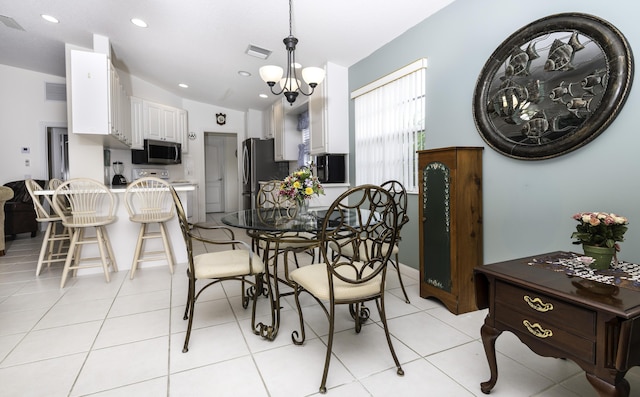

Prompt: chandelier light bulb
[
  {"left": 259, "top": 65, "right": 284, "bottom": 85},
  {"left": 301, "top": 67, "right": 325, "bottom": 87}
]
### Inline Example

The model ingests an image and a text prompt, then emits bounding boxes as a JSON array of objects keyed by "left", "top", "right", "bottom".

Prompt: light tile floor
[{"left": 1, "top": 213, "right": 640, "bottom": 396}]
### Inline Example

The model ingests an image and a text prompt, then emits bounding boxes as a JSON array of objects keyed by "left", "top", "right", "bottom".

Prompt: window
[
  {"left": 352, "top": 59, "right": 427, "bottom": 192},
  {"left": 298, "top": 110, "right": 310, "bottom": 167}
]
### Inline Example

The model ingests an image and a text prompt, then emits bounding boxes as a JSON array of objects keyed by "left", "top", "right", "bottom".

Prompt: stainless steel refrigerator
[{"left": 241, "top": 138, "right": 290, "bottom": 210}]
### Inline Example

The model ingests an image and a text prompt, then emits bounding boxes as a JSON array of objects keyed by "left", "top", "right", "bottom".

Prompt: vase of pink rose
[{"left": 571, "top": 211, "right": 628, "bottom": 270}]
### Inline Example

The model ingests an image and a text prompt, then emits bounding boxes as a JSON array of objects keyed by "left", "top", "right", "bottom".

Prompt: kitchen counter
[{"left": 35, "top": 185, "right": 195, "bottom": 278}]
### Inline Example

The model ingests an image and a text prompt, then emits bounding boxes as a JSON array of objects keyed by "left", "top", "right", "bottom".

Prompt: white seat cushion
[
  {"left": 289, "top": 262, "right": 382, "bottom": 301},
  {"left": 194, "top": 249, "right": 264, "bottom": 279}
]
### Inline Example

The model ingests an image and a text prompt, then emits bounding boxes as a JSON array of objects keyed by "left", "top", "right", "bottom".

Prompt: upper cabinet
[
  {"left": 142, "top": 100, "right": 184, "bottom": 144},
  {"left": 70, "top": 50, "right": 131, "bottom": 148},
  {"left": 177, "top": 109, "right": 188, "bottom": 153},
  {"left": 263, "top": 108, "right": 274, "bottom": 139},
  {"left": 130, "top": 96, "right": 144, "bottom": 150},
  {"left": 70, "top": 50, "right": 188, "bottom": 150},
  {"left": 309, "top": 62, "right": 349, "bottom": 155},
  {"left": 70, "top": 51, "right": 108, "bottom": 134}
]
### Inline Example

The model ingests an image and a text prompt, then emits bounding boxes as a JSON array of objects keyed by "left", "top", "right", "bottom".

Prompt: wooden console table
[{"left": 474, "top": 252, "right": 640, "bottom": 396}]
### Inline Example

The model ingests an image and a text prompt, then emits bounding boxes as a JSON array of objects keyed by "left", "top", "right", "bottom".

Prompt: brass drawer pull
[
  {"left": 524, "top": 295, "right": 554, "bottom": 312},
  {"left": 523, "top": 320, "right": 553, "bottom": 338}
]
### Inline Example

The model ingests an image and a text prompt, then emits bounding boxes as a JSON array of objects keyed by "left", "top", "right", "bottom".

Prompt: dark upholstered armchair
[
  {"left": 3, "top": 180, "right": 46, "bottom": 240},
  {"left": 0, "top": 186, "right": 14, "bottom": 255}
]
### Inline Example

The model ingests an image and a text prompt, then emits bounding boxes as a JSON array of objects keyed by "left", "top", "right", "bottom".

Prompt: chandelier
[{"left": 259, "top": 0, "right": 325, "bottom": 105}]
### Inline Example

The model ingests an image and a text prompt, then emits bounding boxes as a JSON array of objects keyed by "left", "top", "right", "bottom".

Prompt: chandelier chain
[{"left": 288, "top": 0, "right": 293, "bottom": 37}]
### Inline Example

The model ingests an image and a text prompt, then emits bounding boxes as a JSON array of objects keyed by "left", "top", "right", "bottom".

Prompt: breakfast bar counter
[{"left": 35, "top": 185, "right": 195, "bottom": 277}]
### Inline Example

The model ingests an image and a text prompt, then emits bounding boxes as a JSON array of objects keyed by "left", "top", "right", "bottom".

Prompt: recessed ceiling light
[
  {"left": 41, "top": 14, "right": 59, "bottom": 23},
  {"left": 130, "top": 18, "right": 148, "bottom": 28},
  {"left": 238, "top": 71, "right": 251, "bottom": 77},
  {"left": 259, "top": 94, "right": 269, "bottom": 99},
  {"left": 178, "top": 83, "right": 189, "bottom": 88}
]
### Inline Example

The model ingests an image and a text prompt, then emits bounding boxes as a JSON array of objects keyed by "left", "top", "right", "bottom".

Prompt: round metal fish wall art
[{"left": 473, "top": 13, "right": 633, "bottom": 160}]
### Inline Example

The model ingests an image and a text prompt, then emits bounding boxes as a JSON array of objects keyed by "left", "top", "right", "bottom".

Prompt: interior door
[
  {"left": 48, "top": 127, "right": 69, "bottom": 180},
  {"left": 205, "top": 135, "right": 225, "bottom": 212}
]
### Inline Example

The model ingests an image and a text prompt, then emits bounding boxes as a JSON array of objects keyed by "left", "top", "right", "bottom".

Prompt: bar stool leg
[
  {"left": 130, "top": 224, "right": 146, "bottom": 279},
  {"left": 36, "top": 223, "right": 54, "bottom": 276},
  {"left": 101, "top": 226, "right": 118, "bottom": 272},
  {"left": 159, "top": 222, "right": 175, "bottom": 274},
  {"left": 60, "top": 229, "right": 80, "bottom": 289}
]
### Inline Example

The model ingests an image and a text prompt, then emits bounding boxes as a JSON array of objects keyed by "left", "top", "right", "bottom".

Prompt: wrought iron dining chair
[
  {"left": 380, "top": 180, "right": 411, "bottom": 302},
  {"left": 170, "top": 187, "right": 266, "bottom": 353},
  {"left": 254, "top": 180, "right": 319, "bottom": 269},
  {"left": 25, "top": 179, "right": 71, "bottom": 276},
  {"left": 124, "top": 177, "right": 175, "bottom": 279},
  {"left": 328, "top": 180, "right": 411, "bottom": 303},
  {"left": 287, "top": 184, "right": 404, "bottom": 393},
  {"left": 52, "top": 178, "right": 118, "bottom": 288}
]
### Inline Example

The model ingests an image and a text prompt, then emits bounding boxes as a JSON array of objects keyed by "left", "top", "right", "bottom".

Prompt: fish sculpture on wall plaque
[
  {"left": 473, "top": 13, "right": 633, "bottom": 160},
  {"left": 505, "top": 42, "right": 539, "bottom": 77},
  {"left": 544, "top": 31, "right": 585, "bottom": 72}
]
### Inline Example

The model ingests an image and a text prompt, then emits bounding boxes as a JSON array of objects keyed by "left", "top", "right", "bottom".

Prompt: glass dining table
[{"left": 220, "top": 207, "right": 329, "bottom": 340}]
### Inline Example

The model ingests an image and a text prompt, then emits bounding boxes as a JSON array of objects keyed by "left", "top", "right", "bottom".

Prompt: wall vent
[
  {"left": 45, "top": 82, "right": 67, "bottom": 101},
  {"left": 0, "top": 15, "right": 25, "bottom": 31}
]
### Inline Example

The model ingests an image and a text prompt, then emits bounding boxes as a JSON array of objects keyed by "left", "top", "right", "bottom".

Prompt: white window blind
[{"left": 352, "top": 59, "right": 426, "bottom": 192}]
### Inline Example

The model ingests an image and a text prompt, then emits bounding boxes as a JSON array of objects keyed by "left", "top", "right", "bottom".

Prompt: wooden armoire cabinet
[{"left": 418, "top": 147, "right": 483, "bottom": 314}]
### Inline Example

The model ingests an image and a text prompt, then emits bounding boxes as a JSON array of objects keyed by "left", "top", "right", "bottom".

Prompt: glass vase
[
  {"left": 582, "top": 244, "right": 615, "bottom": 270},
  {"left": 297, "top": 197, "right": 309, "bottom": 217}
]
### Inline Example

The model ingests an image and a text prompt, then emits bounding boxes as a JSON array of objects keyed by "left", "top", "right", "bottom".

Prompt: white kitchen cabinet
[
  {"left": 70, "top": 50, "right": 110, "bottom": 135},
  {"left": 263, "top": 108, "right": 274, "bottom": 139},
  {"left": 130, "top": 96, "right": 144, "bottom": 149},
  {"left": 177, "top": 109, "right": 188, "bottom": 153},
  {"left": 70, "top": 50, "right": 131, "bottom": 148},
  {"left": 143, "top": 100, "right": 182, "bottom": 143},
  {"left": 162, "top": 106, "right": 178, "bottom": 142},
  {"left": 144, "top": 101, "right": 163, "bottom": 141},
  {"left": 309, "top": 62, "right": 349, "bottom": 155},
  {"left": 272, "top": 98, "right": 287, "bottom": 160}
]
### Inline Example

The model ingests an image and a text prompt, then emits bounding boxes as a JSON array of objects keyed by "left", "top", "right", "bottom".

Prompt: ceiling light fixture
[
  {"left": 238, "top": 71, "right": 251, "bottom": 77},
  {"left": 178, "top": 83, "right": 189, "bottom": 88},
  {"left": 130, "top": 18, "right": 148, "bottom": 28},
  {"left": 41, "top": 14, "right": 59, "bottom": 23},
  {"left": 259, "top": 0, "right": 325, "bottom": 105}
]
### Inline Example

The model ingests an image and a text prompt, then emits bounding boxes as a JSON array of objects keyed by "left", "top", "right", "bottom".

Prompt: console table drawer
[
  {"left": 494, "top": 307, "right": 595, "bottom": 363},
  {"left": 495, "top": 281, "right": 596, "bottom": 340}
]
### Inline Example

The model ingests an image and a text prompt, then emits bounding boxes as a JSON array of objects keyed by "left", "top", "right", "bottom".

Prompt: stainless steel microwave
[{"left": 132, "top": 139, "right": 182, "bottom": 165}]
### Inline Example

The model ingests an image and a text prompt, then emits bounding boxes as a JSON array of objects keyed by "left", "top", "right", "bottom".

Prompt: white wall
[
  {"left": 0, "top": 65, "right": 67, "bottom": 183},
  {"left": 0, "top": 60, "right": 253, "bottom": 224},
  {"left": 182, "top": 99, "right": 247, "bottom": 220}
]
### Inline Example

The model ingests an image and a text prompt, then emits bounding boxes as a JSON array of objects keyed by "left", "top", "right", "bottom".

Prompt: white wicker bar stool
[
  {"left": 124, "top": 177, "right": 175, "bottom": 279},
  {"left": 25, "top": 179, "right": 71, "bottom": 276},
  {"left": 52, "top": 178, "right": 118, "bottom": 288}
]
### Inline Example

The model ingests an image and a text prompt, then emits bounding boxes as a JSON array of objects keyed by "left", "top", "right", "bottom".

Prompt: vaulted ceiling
[{"left": 1, "top": 0, "right": 454, "bottom": 111}]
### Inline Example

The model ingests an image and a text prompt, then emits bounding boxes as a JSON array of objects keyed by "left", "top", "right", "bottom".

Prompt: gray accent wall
[{"left": 349, "top": 0, "right": 640, "bottom": 269}]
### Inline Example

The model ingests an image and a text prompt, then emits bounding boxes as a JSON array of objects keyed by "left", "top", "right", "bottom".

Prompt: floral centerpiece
[
  {"left": 571, "top": 211, "right": 629, "bottom": 270},
  {"left": 279, "top": 167, "right": 324, "bottom": 212}
]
